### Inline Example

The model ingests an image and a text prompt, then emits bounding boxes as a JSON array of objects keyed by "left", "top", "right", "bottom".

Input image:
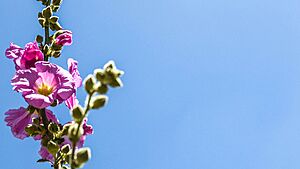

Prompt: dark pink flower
[
  {"left": 5, "top": 42, "right": 43, "bottom": 70},
  {"left": 55, "top": 30, "right": 72, "bottom": 46},
  {"left": 5, "top": 43, "right": 24, "bottom": 59},
  {"left": 39, "top": 146, "right": 54, "bottom": 162},
  {"left": 65, "top": 58, "right": 82, "bottom": 109},
  {"left": 21, "top": 42, "right": 44, "bottom": 69},
  {"left": 11, "top": 61, "right": 76, "bottom": 109},
  {"left": 4, "top": 107, "right": 58, "bottom": 140}
]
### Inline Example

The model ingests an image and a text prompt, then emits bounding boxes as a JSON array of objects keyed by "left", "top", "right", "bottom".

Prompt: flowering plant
[{"left": 4, "top": 0, "right": 124, "bottom": 169}]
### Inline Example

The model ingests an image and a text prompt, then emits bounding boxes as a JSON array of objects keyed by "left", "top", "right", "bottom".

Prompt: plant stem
[{"left": 70, "top": 92, "right": 94, "bottom": 169}]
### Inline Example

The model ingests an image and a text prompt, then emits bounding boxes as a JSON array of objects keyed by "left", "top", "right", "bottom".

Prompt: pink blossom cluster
[{"left": 4, "top": 32, "right": 93, "bottom": 162}]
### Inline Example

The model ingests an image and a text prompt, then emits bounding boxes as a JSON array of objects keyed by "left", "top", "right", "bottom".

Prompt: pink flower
[
  {"left": 65, "top": 58, "right": 82, "bottom": 109},
  {"left": 55, "top": 30, "right": 72, "bottom": 46},
  {"left": 5, "top": 43, "right": 24, "bottom": 59},
  {"left": 4, "top": 107, "right": 58, "bottom": 140},
  {"left": 39, "top": 146, "right": 54, "bottom": 162},
  {"left": 5, "top": 42, "right": 43, "bottom": 70},
  {"left": 11, "top": 61, "right": 76, "bottom": 109}
]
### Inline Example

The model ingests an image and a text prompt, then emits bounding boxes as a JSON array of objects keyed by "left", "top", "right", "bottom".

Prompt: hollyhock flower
[
  {"left": 55, "top": 30, "right": 72, "bottom": 46},
  {"left": 5, "top": 42, "right": 43, "bottom": 70},
  {"left": 4, "top": 107, "right": 58, "bottom": 140},
  {"left": 65, "top": 58, "right": 82, "bottom": 109},
  {"left": 11, "top": 61, "right": 76, "bottom": 109}
]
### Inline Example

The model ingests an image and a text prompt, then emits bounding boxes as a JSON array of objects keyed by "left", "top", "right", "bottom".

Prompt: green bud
[
  {"left": 95, "top": 83, "right": 108, "bottom": 94},
  {"left": 36, "top": 35, "right": 43, "bottom": 43},
  {"left": 94, "top": 69, "right": 105, "bottom": 82},
  {"left": 68, "top": 123, "right": 83, "bottom": 142},
  {"left": 52, "top": 51, "right": 61, "bottom": 58},
  {"left": 52, "top": 5, "right": 60, "bottom": 12},
  {"left": 32, "top": 118, "right": 40, "bottom": 125},
  {"left": 25, "top": 124, "right": 39, "bottom": 136},
  {"left": 44, "top": 44, "right": 50, "bottom": 54},
  {"left": 72, "top": 105, "right": 84, "bottom": 122},
  {"left": 38, "top": 12, "right": 43, "bottom": 18},
  {"left": 42, "top": 6, "right": 53, "bottom": 18},
  {"left": 52, "top": 0, "right": 63, "bottom": 6},
  {"left": 47, "top": 141, "right": 59, "bottom": 155},
  {"left": 76, "top": 147, "right": 91, "bottom": 164},
  {"left": 48, "top": 122, "right": 60, "bottom": 134},
  {"left": 51, "top": 22, "right": 62, "bottom": 31},
  {"left": 61, "top": 144, "right": 71, "bottom": 154},
  {"left": 38, "top": 18, "right": 46, "bottom": 27},
  {"left": 49, "top": 16, "right": 59, "bottom": 23},
  {"left": 109, "top": 78, "right": 123, "bottom": 88},
  {"left": 84, "top": 75, "right": 96, "bottom": 94},
  {"left": 62, "top": 166, "right": 70, "bottom": 169},
  {"left": 90, "top": 95, "right": 108, "bottom": 109}
]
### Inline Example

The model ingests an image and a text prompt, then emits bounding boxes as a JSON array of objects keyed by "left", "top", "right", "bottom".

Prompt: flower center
[{"left": 37, "top": 83, "right": 53, "bottom": 96}]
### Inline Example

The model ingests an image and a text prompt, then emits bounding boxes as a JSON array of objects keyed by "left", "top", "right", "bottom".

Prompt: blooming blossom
[
  {"left": 55, "top": 30, "right": 72, "bottom": 46},
  {"left": 65, "top": 58, "right": 82, "bottom": 109},
  {"left": 4, "top": 107, "right": 58, "bottom": 140},
  {"left": 5, "top": 42, "right": 43, "bottom": 70},
  {"left": 11, "top": 61, "right": 76, "bottom": 109}
]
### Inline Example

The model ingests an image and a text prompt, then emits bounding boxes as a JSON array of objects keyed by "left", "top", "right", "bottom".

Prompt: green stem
[{"left": 70, "top": 91, "right": 94, "bottom": 169}]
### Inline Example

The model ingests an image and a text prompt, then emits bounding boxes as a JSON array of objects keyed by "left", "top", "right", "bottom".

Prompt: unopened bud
[
  {"left": 48, "top": 122, "right": 59, "bottom": 134},
  {"left": 94, "top": 69, "right": 105, "bottom": 82},
  {"left": 49, "top": 16, "right": 59, "bottom": 23},
  {"left": 36, "top": 35, "right": 43, "bottom": 43},
  {"left": 96, "top": 83, "right": 108, "bottom": 94},
  {"left": 76, "top": 148, "right": 91, "bottom": 164},
  {"left": 90, "top": 95, "right": 108, "bottom": 109},
  {"left": 47, "top": 141, "right": 59, "bottom": 155},
  {"left": 72, "top": 105, "right": 84, "bottom": 122},
  {"left": 68, "top": 123, "right": 83, "bottom": 142},
  {"left": 42, "top": 6, "right": 52, "bottom": 18},
  {"left": 38, "top": 18, "right": 46, "bottom": 27},
  {"left": 84, "top": 75, "right": 96, "bottom": 94},
  {"left": 61, "top": 144, "right": 71, "bottom": 154}
]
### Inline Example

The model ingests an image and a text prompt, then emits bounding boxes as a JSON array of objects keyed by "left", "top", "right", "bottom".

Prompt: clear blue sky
[{"left": 1, "top": 0, "right": 300, "bottom": 169}]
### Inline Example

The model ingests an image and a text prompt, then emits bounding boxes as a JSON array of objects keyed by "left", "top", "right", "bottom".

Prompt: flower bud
[
  {"left": 84, "top": 75, "right": 96, "bottom": 94},
  {"left": 38, "top": 18, "right": 46, "bottom": 27},
  {"left": 61, "top": 144, "right": 71, "bottom": 154},
  {"left": 25, "top": 124, "right": 39, "bottom": 136},
  {"left": 52, "top": 0, "right": 63, "bottom": 6},
  {"left": 36, "top": 35, "right": 43, "bottom": 43},
  {"left": 52, "top": 51, "right": 61, "bottom": 58},
  {"left": 95, "top": 83, "right": 108, "bottom": 94},
  {"left": 72, "top": 105, "right": 84, "bottom": 122},
  {"left": 90, "top": 95, "right": 108, "bottom": 109},
  {"left": 94, "top": 69, "right": 105, "bottom": 82},
  {"left": 47, "top": 141, "right": 59, "bottom": 155},
  {"left": 76, "top": 147, "right": 91, "bottom": 164},
  {"left": 42, "top": 6, "right": 52, "bottom": 18},
  {"left": 68, "top": 123, "right": 83, "bottom": 142},
  {"left": 49, "top": 16, "right": 59, "bottom": 23},
  {"left": 32, "top": 117, "right": 40, "bottom": 125},
  {"left": 48, "top": 122, "right": 60, "bottom": 134}
]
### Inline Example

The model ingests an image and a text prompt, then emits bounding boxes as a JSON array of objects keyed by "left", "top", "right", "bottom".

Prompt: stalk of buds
[{"left": 4, "top": 0, "right": 124, "bottom": 169}]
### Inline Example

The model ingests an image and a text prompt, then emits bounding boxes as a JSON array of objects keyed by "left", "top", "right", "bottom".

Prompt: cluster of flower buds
[{"left": 4, "top": 0, "right": 123, "bottom": 169}]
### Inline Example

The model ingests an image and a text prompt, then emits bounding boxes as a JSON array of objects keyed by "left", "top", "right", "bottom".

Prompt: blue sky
[{"left": 1, "top": 0, "right": 300, "bottom": 169}]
